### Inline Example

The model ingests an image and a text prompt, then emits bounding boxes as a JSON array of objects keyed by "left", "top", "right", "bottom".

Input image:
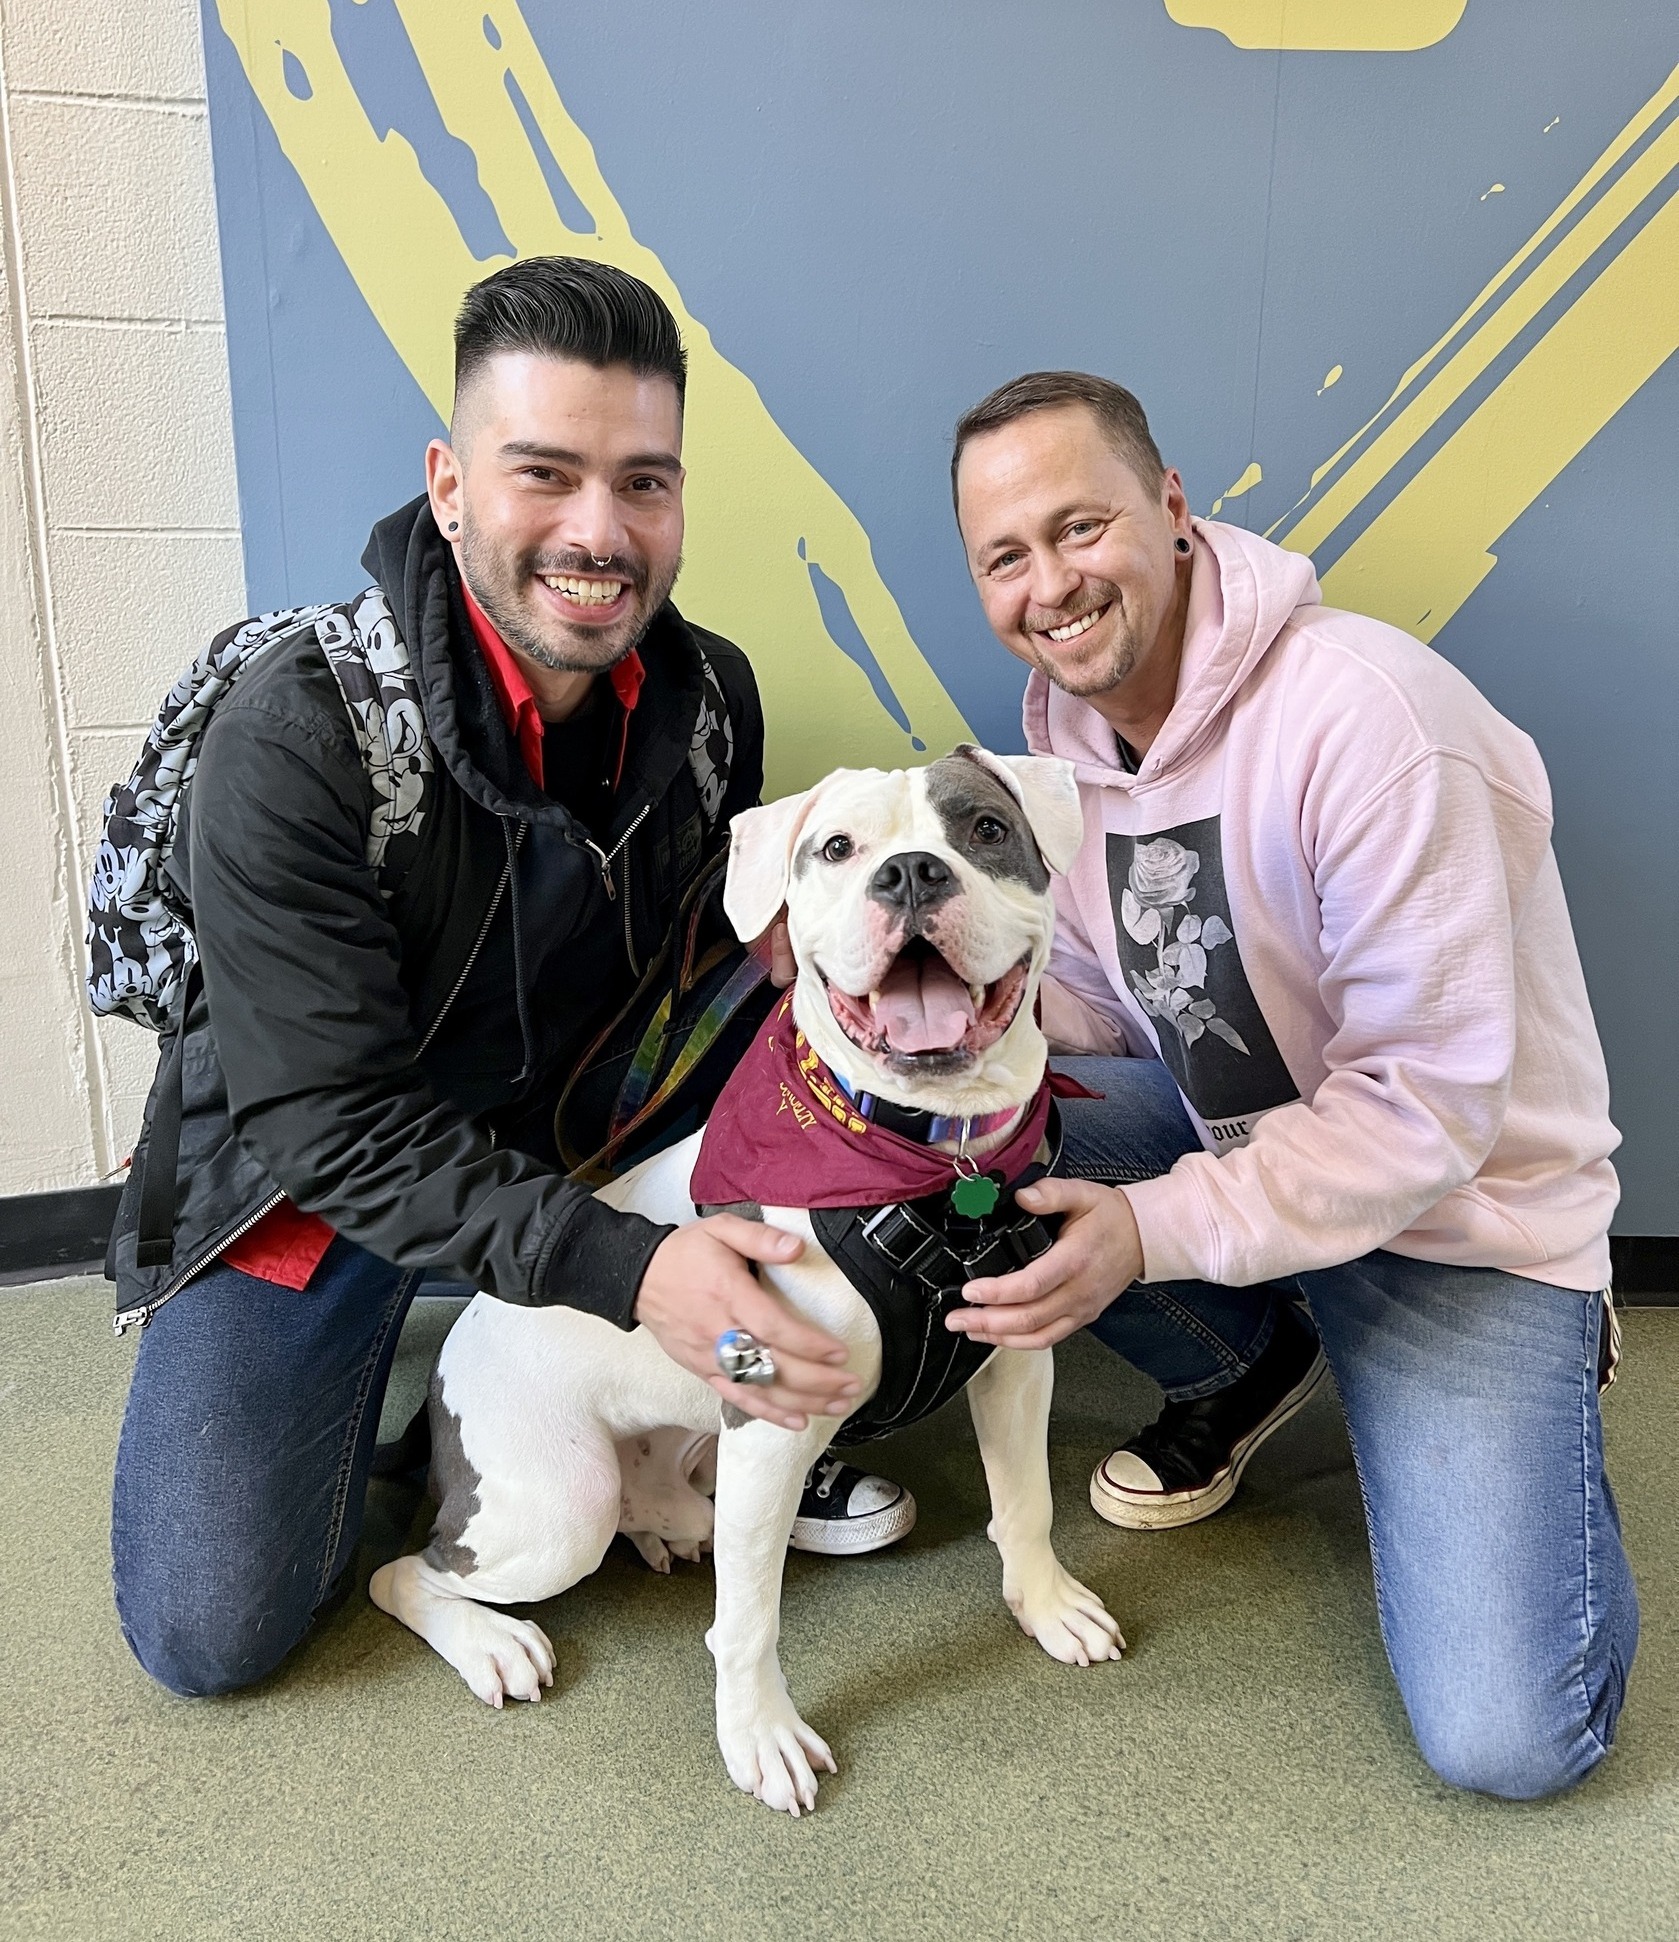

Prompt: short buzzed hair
[
  {"left": 951, "top": 371, "right": 1165, "bottom": 512},
  {"left": 453, "top": 256, "right": 686, "bottom": 410}
]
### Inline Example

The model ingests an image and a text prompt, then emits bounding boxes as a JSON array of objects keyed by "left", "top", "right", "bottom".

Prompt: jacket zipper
[
  {"left": 418, "top": 822, "right": 522, "bottom": 1056},
  {"left": 503, "top": 819, "right": 534, "bottom": 1086},
  {"left": 619, "top": 849, "right": 636, "bottom": 977},
  {"left": 112, "top": 1187, "right": 286, "bottom": 1336},
  {"left": 583, "top": 802, "right": 651, "bottom": 976},
  {"left": 114, "top": 827, "right": 526, "bottom": 1338}
]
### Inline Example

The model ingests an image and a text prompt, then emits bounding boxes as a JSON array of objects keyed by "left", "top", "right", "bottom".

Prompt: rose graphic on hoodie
[
  {"left": 1120, "top": 838, "right": 1248, "bottom": 1055},
  {"left": 1107, "top": 817, "right": 1299, "bottom": 1137}
]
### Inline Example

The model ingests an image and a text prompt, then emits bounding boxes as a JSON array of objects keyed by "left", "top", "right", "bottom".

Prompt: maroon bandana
[{"left": 690, "top": 994, "right": 1068, "bottom": 1211}]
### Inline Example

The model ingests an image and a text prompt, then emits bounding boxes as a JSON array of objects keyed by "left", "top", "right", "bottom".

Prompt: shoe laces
[{"left": 805, "top": 1455, "right": 846, "bottom": 1501}]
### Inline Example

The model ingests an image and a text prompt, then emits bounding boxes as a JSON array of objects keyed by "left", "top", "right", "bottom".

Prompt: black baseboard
[
  {"left": 0, "top": 1184, "right": 121, "bottom": 1283},
  {"left": 0, "top": 1186, "right": 1676, "bottom": 1301},
  {"left": 1610, "top": 1236, "right": 1679, "bottom": 1303}
]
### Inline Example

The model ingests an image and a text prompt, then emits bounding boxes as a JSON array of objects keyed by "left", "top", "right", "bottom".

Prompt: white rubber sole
[
  {"left": 788, "top": 1492, "right": 918, "bottom": 1556},
  {"left": 1089, "top": 1350, "right": 1329, "bottom": 1532}
]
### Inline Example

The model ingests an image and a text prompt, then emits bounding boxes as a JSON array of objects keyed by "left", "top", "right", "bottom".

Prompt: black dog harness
[{"left": 809, "top": 1104, "right": 1065, "bottom": 1447}]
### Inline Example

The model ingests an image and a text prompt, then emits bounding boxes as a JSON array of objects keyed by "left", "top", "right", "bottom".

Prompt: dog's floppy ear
[
  {"left": 956, "top": 746, "right": 1085, "bottom": 876},
  {"left": 723, "top": 788, "right": 815, "bottom": 942}
]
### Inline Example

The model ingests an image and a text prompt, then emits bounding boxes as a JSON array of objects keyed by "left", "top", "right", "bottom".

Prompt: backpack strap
[
  {"left": 686, "top": 648, "right": 734, "bottom": 833},
  {"left": 133, "top": 964, "right": 201, "bottom": 1269},
  {"left": 314, "top": 587, "right": 433, "bottom": 882}
]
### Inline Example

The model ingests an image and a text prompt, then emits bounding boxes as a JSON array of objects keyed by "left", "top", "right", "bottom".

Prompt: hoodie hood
[
  {"left": 360, "top": 493, "right": 709, "bottom": 848},
  {"left": 1024, "top": 519, "right": 1320, "bottom": 787},
  {"left": 361, "top": 493, "right": 548, "bottom": 824}
]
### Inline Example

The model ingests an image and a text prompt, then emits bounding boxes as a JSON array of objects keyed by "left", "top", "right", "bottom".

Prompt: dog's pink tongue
[{"left": 875, "top": 953, "right": 976, "bottom": 1053}]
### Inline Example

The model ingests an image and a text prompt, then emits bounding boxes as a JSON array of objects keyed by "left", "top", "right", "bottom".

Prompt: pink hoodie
[{"left": 1030, "top": 519, "right": 1618, "bottom": 1294}]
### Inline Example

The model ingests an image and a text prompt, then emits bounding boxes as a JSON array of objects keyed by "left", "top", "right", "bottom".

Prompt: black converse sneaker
[
  {"left": 1090, "top": 1306, "right": 1328, "bottom": 1531},
  {"left": 789, "top": 1455, "right": 917, "bottom": 1556}
]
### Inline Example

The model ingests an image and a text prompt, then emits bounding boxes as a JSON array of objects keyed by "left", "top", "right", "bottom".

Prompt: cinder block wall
[{"left": 0, "top": 0, "right": 241, "bottom": 1194}]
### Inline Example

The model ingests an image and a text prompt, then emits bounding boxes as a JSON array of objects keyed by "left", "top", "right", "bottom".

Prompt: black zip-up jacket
[{"left": 107, "top": 496, "right": 764, "bottom": 1329}]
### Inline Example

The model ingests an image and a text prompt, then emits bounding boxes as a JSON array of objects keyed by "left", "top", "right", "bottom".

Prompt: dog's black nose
[{"left": 868, "top": 850, "right": 956, "bottom": 914}]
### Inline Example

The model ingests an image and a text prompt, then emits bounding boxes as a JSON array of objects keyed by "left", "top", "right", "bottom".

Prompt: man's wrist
[
  {"left": 539, "top": 1200, "right": 675, "bottom": 1329},
  {"left": 1110, "top": 1183, "right": 1148, "bottom": 1288}
]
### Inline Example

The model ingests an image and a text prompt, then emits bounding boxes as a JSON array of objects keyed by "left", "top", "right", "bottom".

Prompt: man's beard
[
  {"left": 458, "top": 515, "right": 681, "bottom": 671},
  {"left": 1021, "top": 577, "right": 1145, "bottom": 698}
]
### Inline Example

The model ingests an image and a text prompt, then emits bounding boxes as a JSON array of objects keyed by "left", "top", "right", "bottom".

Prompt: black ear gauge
[
  {"left": 1175, "top": 534, "right": 1192, "bottom": 555},
  {"left": 447, "top": 520, "right": 460, "bottom": 533}
]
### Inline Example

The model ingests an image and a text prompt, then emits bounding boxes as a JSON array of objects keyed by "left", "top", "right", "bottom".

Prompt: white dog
[{"left": 371, "top": 747, "right": 1124, "bottom": 1814}]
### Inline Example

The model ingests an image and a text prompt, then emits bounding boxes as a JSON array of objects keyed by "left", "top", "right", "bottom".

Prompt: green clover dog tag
[{"left": 950, "top": 1172, "right": 1000, "bottom": 1218}]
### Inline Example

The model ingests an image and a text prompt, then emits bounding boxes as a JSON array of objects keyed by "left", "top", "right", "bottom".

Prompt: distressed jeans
[
  {"left": 1055, "top": 1055, "right": 1639, "bottom": 1801},
  {"left": 112, "top": 1236, "right": 420, "bottom": 1697}
]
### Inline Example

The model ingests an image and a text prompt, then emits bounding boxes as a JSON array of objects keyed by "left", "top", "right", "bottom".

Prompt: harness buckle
[{"left": 860, "top": 1201, "right": 952, "bottom": 1282}]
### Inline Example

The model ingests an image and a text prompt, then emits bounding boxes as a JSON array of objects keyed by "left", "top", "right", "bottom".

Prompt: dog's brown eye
[
  {"left": 821, "top": 833, "right": 854, "bottom": 863},
  {"left": 973, "top": 815, "right": 1009, "bottom": 845}
]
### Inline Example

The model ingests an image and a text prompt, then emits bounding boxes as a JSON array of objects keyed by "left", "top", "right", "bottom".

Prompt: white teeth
[
  {"left": 968, "top": 982, "right": 985, "bottom": 1006},
  {"left": 542, "top": 575, "right": 625, "bottom": 605},
  {"left": 1045, "top": 607, "right": 1103, "bottom": 643},
  {"left": 868, "top": 990, "right": 881, "bottom": 1012}
]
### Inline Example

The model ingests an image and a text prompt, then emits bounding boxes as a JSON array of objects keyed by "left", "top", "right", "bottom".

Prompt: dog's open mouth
[{"left": 823, "top": 939, "right": 1030, "bottom": 1068}]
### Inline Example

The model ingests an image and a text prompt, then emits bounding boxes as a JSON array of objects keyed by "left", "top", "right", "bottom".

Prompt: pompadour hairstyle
[
  {"left": 453, "top": 256, "right": 687, "bottom": 405},
  {"left": 951, "top": 370, "right": 1165, "bottom": 511}
]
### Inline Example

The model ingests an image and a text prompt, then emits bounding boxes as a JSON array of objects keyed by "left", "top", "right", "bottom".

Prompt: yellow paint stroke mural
[
  {"left": 1208, "top": 461, "right": 1263, "bottom": 518},
  {"left": 1165, "top": 1, "right": 1468, "bottom": 52},
  {"left": 1278, "top": 65, "right": 1679, "bottom": 640},
  {"left": 216, "top": 0, "right": 971, "bottom": 799}
]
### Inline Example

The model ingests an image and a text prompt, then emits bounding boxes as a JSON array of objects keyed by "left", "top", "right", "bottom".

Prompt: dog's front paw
[
  {"left": 1007, "top": 1564, "right": 1125, "bottom": 1667},
  {"left": 432, "top": 1603, "right": 557, "bottom": 1708},
  {"left": 717, "top": 1686, "right": 837, "bottom": 1816}
]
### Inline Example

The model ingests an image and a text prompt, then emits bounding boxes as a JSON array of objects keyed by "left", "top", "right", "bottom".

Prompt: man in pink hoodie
[{"left": 945, "top": 371, "right": 1635, "bottom": 1799}]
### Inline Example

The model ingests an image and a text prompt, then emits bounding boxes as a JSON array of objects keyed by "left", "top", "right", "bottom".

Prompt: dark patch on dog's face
[
  {"left": 925, "top": 750, "right": 1050, "bottom": 892},
  {"left": 792, "top": 833, "right": 821, "bottom": 880},
  {"left": 422, "top": 1368, "right": 481, "bottom": 1578}
]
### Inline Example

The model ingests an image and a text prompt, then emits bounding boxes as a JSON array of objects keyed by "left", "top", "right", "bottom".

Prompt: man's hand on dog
[
  {"left": 636, "top": 1215, "right": 862, "bottom": 1429},
  {"left": 948, "top": 1180, "right": 1144, "bottom": 1350}
]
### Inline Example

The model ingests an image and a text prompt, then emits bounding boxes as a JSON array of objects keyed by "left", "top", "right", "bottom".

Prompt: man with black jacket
[{"left": 109, "top": 259, "right": 914, "bottom": 1698}]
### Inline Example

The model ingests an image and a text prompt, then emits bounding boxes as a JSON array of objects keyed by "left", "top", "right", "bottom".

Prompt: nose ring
[{"left": 590, "top": 554, "right": 612, "bottom": 568}]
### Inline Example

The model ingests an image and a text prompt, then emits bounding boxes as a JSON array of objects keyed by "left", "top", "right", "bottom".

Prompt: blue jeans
[
  {"left": 112, "top": 1237, "right": 420, "bottom": 1696},
  {"left": 1056, "top": 1056, "right": 1639, "bottom": 1800}
]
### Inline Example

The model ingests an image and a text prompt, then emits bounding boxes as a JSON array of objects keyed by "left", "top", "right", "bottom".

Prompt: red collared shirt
[
  {"left": 222, "top": 584, "right": 645, "bottom": 1291},
  {"left": 461, "top": 580, "right": 645, "bottom": 791}
]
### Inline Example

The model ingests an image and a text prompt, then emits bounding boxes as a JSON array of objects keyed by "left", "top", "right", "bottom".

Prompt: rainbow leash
[{"left": 605, "top": 950, "right": 770, "bottom": 1153}]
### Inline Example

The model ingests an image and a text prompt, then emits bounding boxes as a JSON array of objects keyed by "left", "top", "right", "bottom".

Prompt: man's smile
[
  {"left": 535, "top": 571, "right": 634, "bottom": 624},
  {"left": 1039, "top": 601, "right": 1111, "bottom": 645}
]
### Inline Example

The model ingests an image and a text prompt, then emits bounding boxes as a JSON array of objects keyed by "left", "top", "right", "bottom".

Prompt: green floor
[{"left": 2, "top": 1281, "right": 1674, "bottom": 1942}]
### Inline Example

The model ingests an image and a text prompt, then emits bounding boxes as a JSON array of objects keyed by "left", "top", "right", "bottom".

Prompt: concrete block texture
[
  {"left": 93, "top": 1013, "right": 158, "bottom": 1167},
  {"left": 0, "top": 0, "right": 241, "bottom": 1193},
  {"left": 0, "top": 278, "right": 100, "bottom": 1192},
  {"left": 11, "top": 98, "right": 222, "bottom": 322},
  {"left": 52, "top": 530, "right": 244, "bottom": 727},
  {"left": 32, "top": 319, "right": 237, "bottom": 530},
  {"left": 0, "top": 0, "right": 206, "bottom": 102}
]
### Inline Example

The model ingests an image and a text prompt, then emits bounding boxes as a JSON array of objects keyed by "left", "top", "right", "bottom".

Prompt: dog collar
[{"left": 830, "top": 1074, "right": 1021, "bottom": 1150}]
